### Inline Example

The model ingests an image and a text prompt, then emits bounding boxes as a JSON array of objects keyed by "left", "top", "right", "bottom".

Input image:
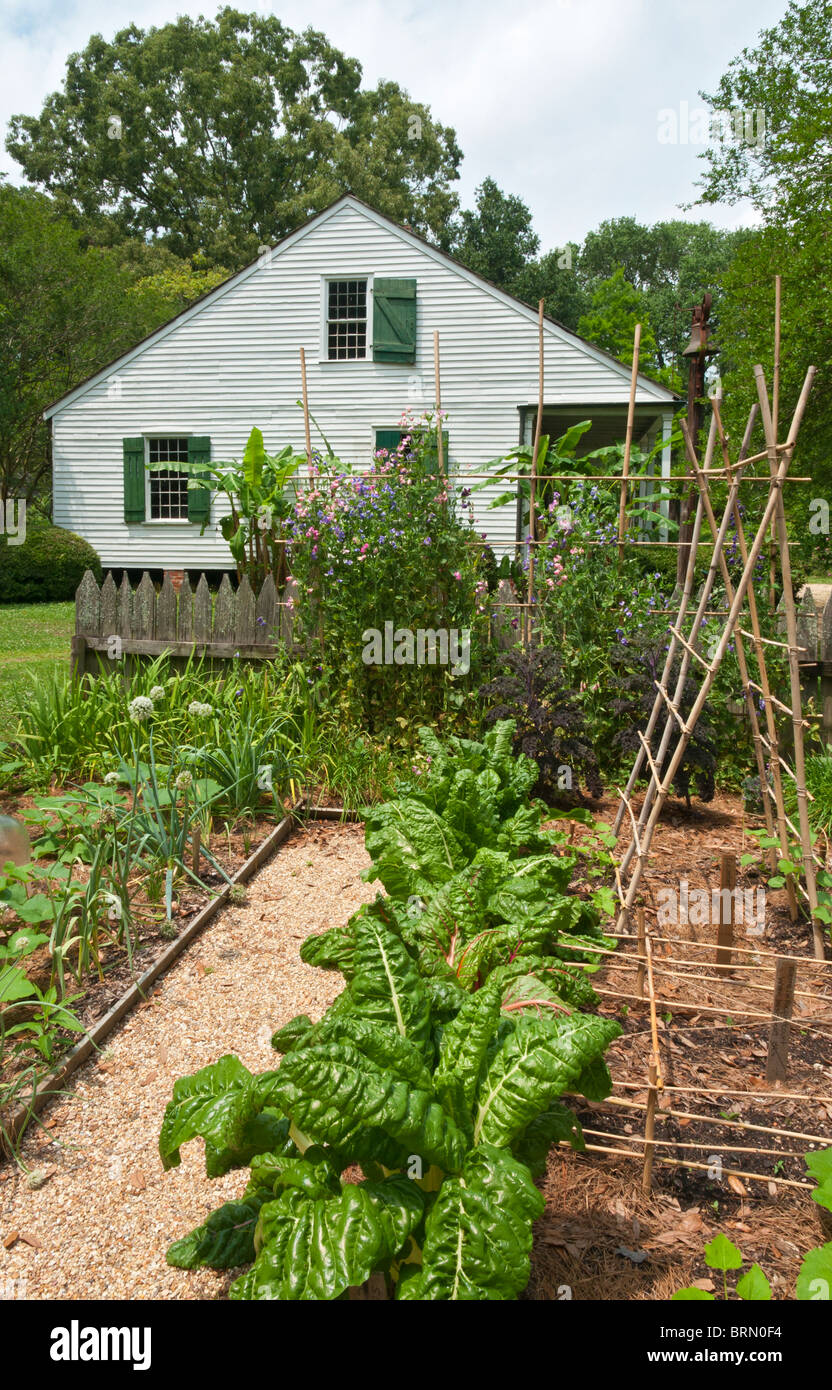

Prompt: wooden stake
[
  {"left": 636, "top": 906, "right": 646, "bottom": 998},
  {"left": 299, "top": 346, "right": 313, "bottom": 465},
  {"left": 716, "top": 851, "right": 736, "bottom": 970},
  {"left": 525, "top": 300, "right": 545, "bottom": 648},
  {"left": 618, "top": 323, "right": 641, "bottom": 565},
  {"left": 642, "top": 1056, "right": 658, "bottom": 1195},
  {"left": 766, "top": 956, "right": 797, "bottom": 1082},
  {"left": 755, "top": 366, "right": 824, "bottom": 958},
  {"left": 191, "top": 825, "right": 201, "bottom": 879},
  {"left": 433, "top": 331, "right": 445, "bottom": 481},
  {"left": 769, "top": 276, "right": 782, "bottom": 610}
]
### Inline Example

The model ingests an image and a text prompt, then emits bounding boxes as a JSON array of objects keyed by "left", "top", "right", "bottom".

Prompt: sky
[{"left": 0, "top": 0, "right": 789, "bottom": 249}]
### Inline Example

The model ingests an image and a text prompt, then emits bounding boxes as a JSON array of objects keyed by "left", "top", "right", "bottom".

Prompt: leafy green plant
[
  {"left": 188, "top": 426, "right": 303, "bottom": 590},
  {"left": 159, "top": 908, "right": 619, "bottom": 1300},
  {"left": 479, "top": 645, "right": 603, "bottom": 802}
]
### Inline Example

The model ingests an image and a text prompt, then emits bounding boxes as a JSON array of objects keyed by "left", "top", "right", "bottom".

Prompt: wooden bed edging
[{"left": 0, "top": 800, "right": 308, "bottom": 1156}]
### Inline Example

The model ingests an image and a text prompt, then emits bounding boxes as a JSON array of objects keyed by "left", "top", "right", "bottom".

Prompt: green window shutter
[
  {"left": 374, "top": 429, "right": 404, "bottom": 455},
  {"left": 373, "top": 278, "right": 417, "bottom": 363},
  {"left": 123, "top": 437, "right": 146, "bottom": 523},
  {"left": 187, "top": 436, "right": 212, "bottom": 526},
  {"left": 423, "top": 430, "right": 449, "bottom": 476}
]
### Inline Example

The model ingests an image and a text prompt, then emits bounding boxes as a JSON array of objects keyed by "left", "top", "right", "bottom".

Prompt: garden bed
[{"left": 2, "top": 797, "right": 829, "bottom": 1300}]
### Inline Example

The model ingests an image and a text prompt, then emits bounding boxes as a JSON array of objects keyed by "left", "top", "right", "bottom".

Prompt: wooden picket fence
[{"left": 71, "top": 570, "right": 297, "bottom": 679}]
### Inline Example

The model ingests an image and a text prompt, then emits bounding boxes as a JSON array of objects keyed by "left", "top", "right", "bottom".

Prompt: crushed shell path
[{"left": 0, "top": 823, "right": 375, "bottom": 1300}]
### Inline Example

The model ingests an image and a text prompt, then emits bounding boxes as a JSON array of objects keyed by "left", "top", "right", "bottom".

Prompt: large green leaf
[
  {"left": 159, "top": 1055, "right": 279, "bottom": 1171},
  {"left": 363, "top": 799, "right": 465, "bottom": 899},
  {"left": 474, "top": 1014, "right": 621, "bottom": 1148},
  {"left": 434, "top": 980, "right": 502, "bottom": 1109},
  {"left": 512, "top": 1101, "right": 585, "bottom": 1177},
  {"left": 397, "top": 1145, "right": 543, "bottom": 1301},
  {"left": 270, "top": 1040, "right": 468, "bottom": 1172},
  {"left": 349, "top": 914, "right": 431, "bottom": 1050},
  {"left": 796, "top": 1242, "right": 832, "bottom": 1301},
  {"left": 230, "top": 1177, "right": 423, "bottom": 1301},
  {"left": 166, "top": 1192, "right": 270, "bottom": 1270}
]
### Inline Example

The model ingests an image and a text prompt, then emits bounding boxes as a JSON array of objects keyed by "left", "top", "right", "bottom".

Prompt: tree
[
  {"left": 447, "top": 178, "right": 539, "bottom": 286},
  {"left": 0, "top": 185, "right": 226, "bottom": 508},
  {"left": 5, "top": 8, "right": 461, "bottom": 267},
  {"left": 579, "top": 216, "right": 747, "bottom": 379},
  {"left": 576, "top": 268, "right": 664, "bottom": 378},
  {"left": 695, "top": 0, "right": 832, "bottom": 226}
]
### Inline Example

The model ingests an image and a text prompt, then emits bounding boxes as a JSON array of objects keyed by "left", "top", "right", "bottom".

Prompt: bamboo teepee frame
[{"left": 613, "top": 363, "right": 827, "bottom": 960}]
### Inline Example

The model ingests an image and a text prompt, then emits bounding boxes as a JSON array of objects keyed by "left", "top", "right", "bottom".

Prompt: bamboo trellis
[{"left": 613, "top": 361, "right": 827, "bottom": 960}]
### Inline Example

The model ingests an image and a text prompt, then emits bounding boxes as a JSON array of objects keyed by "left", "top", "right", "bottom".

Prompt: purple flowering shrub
[{"left": 286, "top": 414, "right": 491, "bottom": 732}]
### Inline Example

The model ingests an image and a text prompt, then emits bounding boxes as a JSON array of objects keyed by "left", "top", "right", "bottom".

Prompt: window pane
[
  {"left": 147, "top": 437, "right": 190, "bottom": 518},
  {"left": 327, "top": 279, "right": 367, "bottom": 359}
]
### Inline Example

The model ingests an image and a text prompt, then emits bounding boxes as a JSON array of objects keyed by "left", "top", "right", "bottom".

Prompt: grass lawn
[{"left": 0, "top": 601, "right": 74, "bottom": 727}]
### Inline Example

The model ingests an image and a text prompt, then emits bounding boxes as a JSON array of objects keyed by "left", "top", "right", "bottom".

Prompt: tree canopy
[{"left": 5, "top": 7, "right": 462, "bottom": 266}]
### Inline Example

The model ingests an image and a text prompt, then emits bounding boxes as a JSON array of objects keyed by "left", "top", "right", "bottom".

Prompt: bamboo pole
[
  {"left": 299, "top": 347, "right": 313, "bottom": 465},
  {"left": 618, "top": 323, "right": 641, "bottom": 565},
  {"left": 614, "top": 366, "right": 816, "bottom": 935},
  {"left": 525, "top": 300, "right": 545, "bottom": 647},
  {"left": 641, "top": 1056, "right": 658, "bottom": 1194},
  {"left": 755, "top": 366, "right": 824, "bottom": 958},
  {"left": 769, "top": 276, "right": 782, "bottom": 610},
  {"left": 636, "top": 906, "right": 646, "bottom": 998},
  {"left": 433, "top": 330, "right": 445, "bottom": 482},
  {"left": 716, "top": 851, "right": 736, "bottom": 970}
]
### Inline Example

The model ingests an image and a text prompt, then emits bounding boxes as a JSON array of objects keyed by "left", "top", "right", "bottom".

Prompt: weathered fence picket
[{"left": 70, "top": 570, "right": 294, "bottom": 679}]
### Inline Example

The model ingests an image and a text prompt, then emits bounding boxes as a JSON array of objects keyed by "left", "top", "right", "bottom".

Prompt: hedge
[{"left": 0, "top": 525, "right": 103, "bottom": 603}]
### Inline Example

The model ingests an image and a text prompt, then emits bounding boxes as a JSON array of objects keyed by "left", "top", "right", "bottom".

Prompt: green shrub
[{"left": 0, "top": 525, "right": 102, "bottom": 603}]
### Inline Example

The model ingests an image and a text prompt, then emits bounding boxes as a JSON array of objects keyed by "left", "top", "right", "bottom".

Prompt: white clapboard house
[{"left": 45, "top": 194, "right": 679, "bottom": 572}]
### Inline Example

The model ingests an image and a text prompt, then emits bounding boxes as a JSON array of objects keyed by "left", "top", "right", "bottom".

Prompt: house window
[
  {"left": 147, "top": 437, "right": 190, "bottom": 520},
  {"left": 326, "top": 279, "right": 368, "bottom": 360}
]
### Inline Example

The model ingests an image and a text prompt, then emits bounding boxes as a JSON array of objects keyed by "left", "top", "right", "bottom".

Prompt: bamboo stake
[
  {"left": 615, "top": 367, "right": 815, "bottom": 931},
  {"left": 433, "top": 330, "right": 445, "bottom": 482},
  {"left": 564, "top": 1143, "right": 813, "bottom": 1190},
  {"left": 612, "top": 492, "right": 704, "bottom": 837},
  {"left": 711, "top": 398, "right": 793, "bottom": 907},
  {"left": 641, "top": 1056, "right": 658, "bottom": 1194},
  {"left": 755, "top": 365, "right": 824, "bottom": 958},
  {"left": 716, "top": 851, "right": 736, "bottom": 970},
  {"left": 610, "top": 1079, "right": 832, "bottom": 1104},
  {"left": 769, "top": 276, "right": 782, "bottom": 609},
  {"left": 525, "top": 300, "right": 545, "bottom": 647},
  {"left": 299, "top": 347, "right": 313, "bottom": 465},
  {"left": 618, "top": 323, "right": 641, "bottom": 565},
  {"left": 644, "top": 936, "right": 663, "bottom": 1087},
  {"left": 636, "top": 906, "right": 646, "bottom": 998}
]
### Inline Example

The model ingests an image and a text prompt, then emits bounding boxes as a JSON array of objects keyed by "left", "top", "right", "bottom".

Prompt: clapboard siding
[{"left": 50, "top": 198, "right": 676, "bottom": 568}]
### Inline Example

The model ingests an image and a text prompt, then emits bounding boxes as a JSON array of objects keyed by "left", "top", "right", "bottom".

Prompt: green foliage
[
  {"left": 189, "top": 427, "right": 304, "bottom": 589},
  {"left": 6, "top": 9, "right": 462, "bottom": 265},
  {"left": 447, "top": 177, "right": 540, "bottom": 287},
  {"left": 160, "top": 911, "right": 618, "bottom": 1299},
  {"left": 287, "top": 417, "right": 491, "bottom": 734},
  {"left": 577, "top": 268, "right": 665, "bottom": 380},
  {"left": 0, "top": 526, "right": 102, "bottom": 604}
]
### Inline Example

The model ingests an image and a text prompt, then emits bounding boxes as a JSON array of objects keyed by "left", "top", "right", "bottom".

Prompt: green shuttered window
[
  {"left": 187, "top": 436, "right": 212, "bottom": 526},
  {"left": 122, "top": 436, "right": 211, "bottom": 524},
  {"left": 372, "top": 278, "right": 417, "bottom": 363},
  {"left": 122, "top": 438, "right": 146, "bottom": 523}
]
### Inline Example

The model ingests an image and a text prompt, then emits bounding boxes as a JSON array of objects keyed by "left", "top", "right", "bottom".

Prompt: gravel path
[{"left": 0, "top": 821, "right": 372, "bottom": 1301}]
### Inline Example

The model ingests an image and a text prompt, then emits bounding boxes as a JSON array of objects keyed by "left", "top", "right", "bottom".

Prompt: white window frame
[
  {"left": 320, "top": 275, "right": 373, "bottom": 362},
  {"left": 144, "top": 435, "right": 192, "bottom": 525}
]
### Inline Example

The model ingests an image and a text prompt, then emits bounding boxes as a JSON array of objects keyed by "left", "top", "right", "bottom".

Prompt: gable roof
[{"left": 44, "top": 193, "right": 679, "bottom": 419}]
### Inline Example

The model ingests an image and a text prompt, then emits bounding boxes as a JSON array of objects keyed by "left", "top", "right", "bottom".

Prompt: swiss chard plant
[
  {"left": 159, "top": 908, "right": 620, "bottom": 1300},
  {"left": 158, "top": 720, "right": 621, "bottom": 1299}
]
